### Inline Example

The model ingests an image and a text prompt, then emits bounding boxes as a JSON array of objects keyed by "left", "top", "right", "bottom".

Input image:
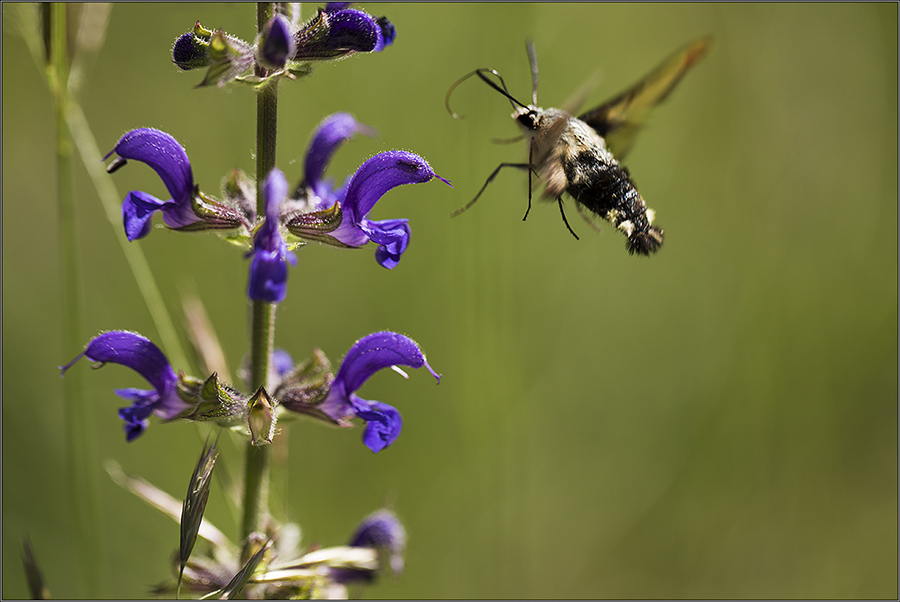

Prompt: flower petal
[
  {"left": 324, "top": 9, "right": 381, "bottom": 52},
  {"left": 272, "top": 349, "right": 295, "bottom": 378},
  {"left": 304, "top": 113, "right": 374, "bottom": 194},
  {"left": 105, "top": 128, "right": 194, "bottom": 205},
  {"left": 264, "top": 168, "right": 288, "bottom": 222},
  {"left": 247, "top": 169, "right": 295, "bottom": 303},
  {"left": 374, "top": 16, "right": 396, "bottom": 51},
  {"left": 259, "top": 14, "right": 295, "bottom": 70},
  {"left": 362, "top": 218, "right": 410, "bottom": 269},
  {"left": 334, "top": 331, "right": 438, "bottom": 394},
  {"left": 247, "top": 248, "right": 290, "bottom": 302},
  {"left": 60, "top": 331, "right": 178, "bottom": 396},
  {"left": 358, "top": 399, "right": 402, "bottom": 453},
  {"left": 342, "top": 151, "right": 439, "bottom": 223},
  {"left": 118, "top": 402, "right": 155, "bottom": 442},
  {"left": 121, "top": 190, "right": 172, "bottom": 241}
]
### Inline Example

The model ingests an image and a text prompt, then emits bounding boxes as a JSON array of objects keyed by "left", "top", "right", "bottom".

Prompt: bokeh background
[{"left": 3, "top": 3, "right": 897, "bottom": 599}]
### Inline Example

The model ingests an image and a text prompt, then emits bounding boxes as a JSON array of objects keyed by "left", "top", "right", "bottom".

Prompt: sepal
[
  {"left": 248, "top": 386, "right": 278, "bottom": 446},
  {"left": 275, "top": 349, "right": 338, "bottom": 422},
  {"left": 222, "top": 168, "right": 258, "bottom": 224},
  {"left": 169, "top": 188, "right": 247, "bottom": 233},
  {"left": 197, "top": 29, "right": 255, "bottom": 88},
  {"left": 181, "top": 372, "right": 248, "bottom": 425},
  {"left": 283, "top": 201, "right": 348, "bottom": 246}
]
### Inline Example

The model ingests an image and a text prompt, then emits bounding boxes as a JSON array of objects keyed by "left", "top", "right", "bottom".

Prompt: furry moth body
[{"left": 447, "top": 37, "right": 710, "bottom": 256}]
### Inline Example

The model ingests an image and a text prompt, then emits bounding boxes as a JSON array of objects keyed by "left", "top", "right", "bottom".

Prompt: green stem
[
  {"left": 240, "top": 2, "right": 279, "bottom": 558},
  {"left": 240, "top": 301, "right": 275, "bottom": 553},
  {"left": 50, "top": 3, "right": 106, "bottom": 596}
]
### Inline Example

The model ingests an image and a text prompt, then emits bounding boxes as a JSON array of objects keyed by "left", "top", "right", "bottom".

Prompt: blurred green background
[{"left": 3, "top": 3, "right": 897, "bottom": 599}]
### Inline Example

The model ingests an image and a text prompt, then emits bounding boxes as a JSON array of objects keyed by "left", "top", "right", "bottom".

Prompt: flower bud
[
  {"left": 258, "top": 14, "right": 295, "bottom": 70},
  {"left": 172, "top": 30, "right": 211, "bottom": 70},
  {"left": 332, "top": 510, "right": 406, "bottom": 583}
]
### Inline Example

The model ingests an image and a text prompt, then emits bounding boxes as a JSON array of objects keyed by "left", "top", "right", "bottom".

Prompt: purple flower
[
  {"left": 172, "top": 30, "right": 211, "bottom": 70},
  {"left": 104, "top": 128, "right": 201, "bottom": 241},
  {"left": 294, "top": 6, "right": 394, "bottom": 60},
  {"left": 247, "top": 169, "right": 297, "bottom": 303},
  {"left": 258, "top": 14, "right": 295, "bottom": 70},
  {"left": 272, "top": 349, "right": 296, "bottom": 378},
  {"left": 286, "top": 113, "right": 450, "bottom": 269},
  {"left": 59, "top": 331, "right": 190, "bottom": 442},
  {"left": 318, "top": 331, "right": 440, "bottom": 453},
  {"left": 333, "top": 509, "right": 406, "bottom": 583}
]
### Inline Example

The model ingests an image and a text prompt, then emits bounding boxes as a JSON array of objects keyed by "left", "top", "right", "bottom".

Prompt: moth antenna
[
  {"left": 526, "top": 38, "right": 539, "bottom": 105},
  {"left": 475, "top": 69, "right": 529, "bottom": 112}
]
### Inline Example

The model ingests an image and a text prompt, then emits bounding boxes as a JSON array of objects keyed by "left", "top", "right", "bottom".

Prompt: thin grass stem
[{"left": 49, "top": 4, "right": 106, "bottom": 596}]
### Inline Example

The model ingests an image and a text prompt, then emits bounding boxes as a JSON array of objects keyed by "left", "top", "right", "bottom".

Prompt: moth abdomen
[
  {"left": 626, "top": 226, "right": 664, "bottom": 256},
  {"left": 564, "top": 151, "right": 663, "bottom": 255}
]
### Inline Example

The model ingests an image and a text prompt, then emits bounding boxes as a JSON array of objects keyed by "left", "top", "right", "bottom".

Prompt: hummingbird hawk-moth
[{"left": 446, "top": 37, "right": 710, "bottom": 255}]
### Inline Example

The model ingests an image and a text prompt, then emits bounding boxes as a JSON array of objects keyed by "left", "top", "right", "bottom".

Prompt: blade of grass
[
  {"left": 48, "top": 3, "right": 106, "bottom": 596},
  {"left": 65, "top": 98, "right": 190, "bottom": 370}
]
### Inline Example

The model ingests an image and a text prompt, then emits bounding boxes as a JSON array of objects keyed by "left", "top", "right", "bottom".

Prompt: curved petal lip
[
  {"left": 335, "top": 331, "right": 432, "bottom": 394},
  {"left": 106, "top": 128, "right": 194, "bottom": 205}
]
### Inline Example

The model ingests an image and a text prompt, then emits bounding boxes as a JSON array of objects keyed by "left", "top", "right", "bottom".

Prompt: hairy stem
[{"left": 240, "top": 1, "right": 279, "bottom": 559}]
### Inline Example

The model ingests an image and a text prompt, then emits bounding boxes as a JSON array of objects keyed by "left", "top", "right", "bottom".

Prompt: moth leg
[
  {"left": 557, "top": 198, "right": 579, "bottom": 240},
  {"left": 575, "top": 202, "right": 603, "bottom": 233},
  {"left": 523, "top": 140, "right": 535, "bottom": 222},
  {"left": 451, "top": 163, "right": 530, "bottom": 218}
]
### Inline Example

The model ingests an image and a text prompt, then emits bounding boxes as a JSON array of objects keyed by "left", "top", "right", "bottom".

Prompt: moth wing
[
  {"left": 578, "top": 37, "right": 711, "bottom": 160},
  {"left": 532, "top": 113, "right": 571, "bottom": 199}
]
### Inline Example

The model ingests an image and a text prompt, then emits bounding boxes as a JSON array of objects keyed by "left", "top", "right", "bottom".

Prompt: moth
[{"left": 446, "top": 37, "right": 710, "bottom": 255}]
